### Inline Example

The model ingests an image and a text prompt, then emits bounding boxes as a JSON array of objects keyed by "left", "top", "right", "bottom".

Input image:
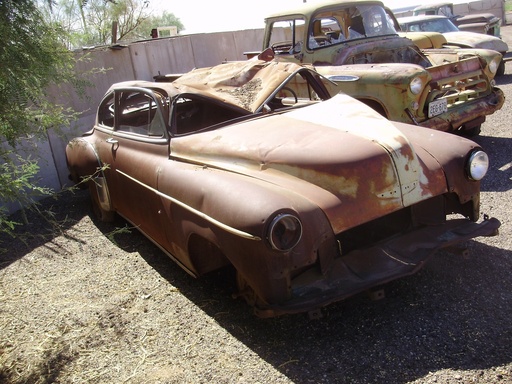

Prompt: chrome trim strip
[{"left": 116, "top": 169, "right": 261, "bottom": 241}]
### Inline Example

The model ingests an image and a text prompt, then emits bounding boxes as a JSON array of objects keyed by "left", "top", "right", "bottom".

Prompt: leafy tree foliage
[
  {"left": 43, "top": 0, "right": 184, "bottom": 48},
  {"left": 0, "top": 0, "right": 82, "bottom": 235},
  {"left": 0, "top": 0, "right": 183, "bottom": 237},
  {"left": 141, "top": 11, "right": 184, "bottom": 38}
]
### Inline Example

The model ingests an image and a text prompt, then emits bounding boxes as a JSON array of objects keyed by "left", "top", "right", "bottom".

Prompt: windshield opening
[
  {"left": 307, "top": 5, "right": 397, "bottom": 49},
  {"left": 400, "top": 18, "right": 459, "bottom": 33},
  {"left": 268, "top": 18, "right": 306, "bottom": 55}
]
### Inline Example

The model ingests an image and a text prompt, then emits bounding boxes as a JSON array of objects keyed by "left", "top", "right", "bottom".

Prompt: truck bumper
[{"left": 415, "top": 87, "right": 505, "bottom": 133}]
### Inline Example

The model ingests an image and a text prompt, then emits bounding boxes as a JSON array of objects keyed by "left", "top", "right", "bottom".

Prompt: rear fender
[
  {"left": 66, "top": 137, "right": 114, "bottom": 215},
  {"left": 66, "top": 138, "right": 103, "bottom": 185}
]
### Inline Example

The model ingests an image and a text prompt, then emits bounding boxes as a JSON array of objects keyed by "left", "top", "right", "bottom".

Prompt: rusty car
[
  {"left": 66, "top": 59, "right": 500, "bottom": 317},
  {"left": 257, "top": 0, "right": 505, "bottom": 136},
  {"left": 412, "top": 2, "right": 502, "bottom": 37},
  {"left": 397, "top": 14, "right": 510, "bottom": 76}
]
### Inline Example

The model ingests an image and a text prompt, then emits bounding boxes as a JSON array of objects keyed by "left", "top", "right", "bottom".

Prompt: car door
[{"left": 97, "top": 87, "right": 171, "bottom": 246}]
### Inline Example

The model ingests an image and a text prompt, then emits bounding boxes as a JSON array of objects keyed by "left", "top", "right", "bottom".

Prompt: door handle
[{"left": 106, "top": 137, "right": 118, "bottom": 144}]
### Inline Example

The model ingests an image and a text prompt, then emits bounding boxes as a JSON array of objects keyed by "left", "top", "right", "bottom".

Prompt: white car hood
[{"left": 444, "top": 31, "right": 508, "bottom": 52}]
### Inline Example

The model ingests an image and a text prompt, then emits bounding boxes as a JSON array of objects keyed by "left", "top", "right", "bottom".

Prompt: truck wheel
[{"left": 460, "top": 125, "right": 481, "bottom": 138}]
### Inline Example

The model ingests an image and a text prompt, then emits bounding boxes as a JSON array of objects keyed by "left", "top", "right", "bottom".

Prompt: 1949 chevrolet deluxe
[{"left": 66, "top": 59, "right": 500, "bottom": 317}]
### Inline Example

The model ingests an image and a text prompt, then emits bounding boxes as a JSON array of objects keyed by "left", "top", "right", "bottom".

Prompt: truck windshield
[
  {"left": 308, "top": 5, "right": 398, "bottom": 48},
  {"left": 267, "top": 5, "right": 397, "bottom": 53}
]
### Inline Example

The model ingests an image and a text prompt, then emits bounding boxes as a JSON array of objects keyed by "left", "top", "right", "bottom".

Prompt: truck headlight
[
  {"left": 410, "top": 77, "right": 423, "bottom": 95},
  {"left": 467, "top": 150, "right": 489, "bottom": 181},
  {"left": 268, "top": 213, "right": 302, "bottom": 251},
  {"left": 488, "top": 57, "right": 499, "bottom": 75}
]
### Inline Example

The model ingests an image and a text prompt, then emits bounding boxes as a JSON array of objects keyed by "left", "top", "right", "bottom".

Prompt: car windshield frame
[{"left": 400, "top": 17, "right": 459, "bottom": 33}]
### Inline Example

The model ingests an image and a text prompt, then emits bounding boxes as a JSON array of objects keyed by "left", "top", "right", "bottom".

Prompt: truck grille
[{"left": 426, "top": 57, "right": 490, "bottom": 107}]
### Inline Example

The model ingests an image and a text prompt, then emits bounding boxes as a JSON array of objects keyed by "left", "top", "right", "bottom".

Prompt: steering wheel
[
  {"left": 271, "top": 41, "right": 293, "bottom": 54},
  {"left": 281, "top": 87, "right": 298, "bottom": 104}
]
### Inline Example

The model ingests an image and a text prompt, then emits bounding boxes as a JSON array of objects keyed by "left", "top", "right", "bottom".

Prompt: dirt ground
[{"left": 1, "top": 29, "right": 512, "bottom": 384}]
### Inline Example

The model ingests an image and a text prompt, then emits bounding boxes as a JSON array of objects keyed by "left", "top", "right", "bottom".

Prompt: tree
[
  {"left": 41, "top": 0, "right": 184, "bottom": 48},
  {"left": 139, "top": 10, "right": 184, "bottom": 39},
  {"left": 41, "top": 0, "right": 119, "bottom": 48},
  {"left": 0, "top": 0, "right": 82, "bottom": 236}
]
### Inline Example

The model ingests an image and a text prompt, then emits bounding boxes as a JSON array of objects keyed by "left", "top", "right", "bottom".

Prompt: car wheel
[{"left": 88, "top": 181, "right": 115, "bottom": 222}]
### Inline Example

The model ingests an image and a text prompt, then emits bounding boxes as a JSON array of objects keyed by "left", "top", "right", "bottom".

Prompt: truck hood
[
  {"left": 324, "top": 35, "right": 430, "bottom": 67},
  {"left": 443, "top": 31, "right": 508, "bottom": 52},
  {"left": 454, "top": 13, "right": 500, "bottom": 26},
  {"left": 171, "top": 94, "right": 446, "bottom": 233}
]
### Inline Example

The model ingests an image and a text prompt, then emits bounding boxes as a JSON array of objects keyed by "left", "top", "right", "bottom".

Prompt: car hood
[
  {"left": 443, "top": 31, "right": 508, "bottom": 52},
  {"left": 325, "top": 34, "right": 428, "bottom": 66},
  {"left": 399, "top": 31, "right": 447, "bottom": 49},
  {"left": 170, "top": 94, "right": 447, "bottom": 233}
]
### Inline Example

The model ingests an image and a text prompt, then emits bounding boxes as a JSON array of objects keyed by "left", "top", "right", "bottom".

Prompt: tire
[
  {"left": 88, "top": 181, "right": 115, "bottom": 222},
  {"left": 460, "top": 124, "right": 481, "bottom": 138}
]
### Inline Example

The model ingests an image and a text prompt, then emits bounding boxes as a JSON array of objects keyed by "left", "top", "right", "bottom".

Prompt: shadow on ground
[
  {"left": 473, "top": 134, "right": 512, "bottom": 193},
  {"left": 109, "top": 216, "right": 512, "bottom": 384},
  {"left": 0, "top": 189, "right": 91, "bottom": 270}
]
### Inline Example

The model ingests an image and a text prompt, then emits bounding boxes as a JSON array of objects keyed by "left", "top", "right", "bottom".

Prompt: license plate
[{"left": 428, "top": 98, "right": 448, "bottom": 118}]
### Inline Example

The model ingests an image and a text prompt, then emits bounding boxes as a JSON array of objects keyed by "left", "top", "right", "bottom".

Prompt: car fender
[
  {"left": 156, "top": 160, "right": 336, "bottom": 303},
  {"left": 65, "top": 137, "right": 103, "bottom": 186},
  {"left": 316, "top": 63, "right": 430, "bottom": 122},
  {"left": 66, "top": 136, "right": 114, "bottom": 216}
]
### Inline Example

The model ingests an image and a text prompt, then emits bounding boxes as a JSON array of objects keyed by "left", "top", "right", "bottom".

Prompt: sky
[
  {"left": 148, "top": 0, "right": 301, "bottom": 34},
  {"left": 148, "top": 0, "right": 429, "bottom": 34}
]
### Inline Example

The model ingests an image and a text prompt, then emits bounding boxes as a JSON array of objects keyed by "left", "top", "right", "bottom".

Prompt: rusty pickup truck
[{"left": 255, "top": 0, "right": 504, "bottom": 136}]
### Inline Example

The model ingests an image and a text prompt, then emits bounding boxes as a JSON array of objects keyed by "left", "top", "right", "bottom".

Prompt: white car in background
[
  {"left": 411, "top": 2, "right": 502, "bottom": 37},
  {"left": 398, "top": 14, "right": 510, "bottom": 75}
]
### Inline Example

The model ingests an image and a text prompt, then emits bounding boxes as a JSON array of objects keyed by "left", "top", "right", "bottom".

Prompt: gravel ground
[{"left": 1, "top": 28, "right": 512, "bottom": 384}]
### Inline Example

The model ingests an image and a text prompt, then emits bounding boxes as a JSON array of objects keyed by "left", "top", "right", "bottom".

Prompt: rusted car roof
[{"left": 112, "top": 60, "right": 317, "bottom": 114}]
